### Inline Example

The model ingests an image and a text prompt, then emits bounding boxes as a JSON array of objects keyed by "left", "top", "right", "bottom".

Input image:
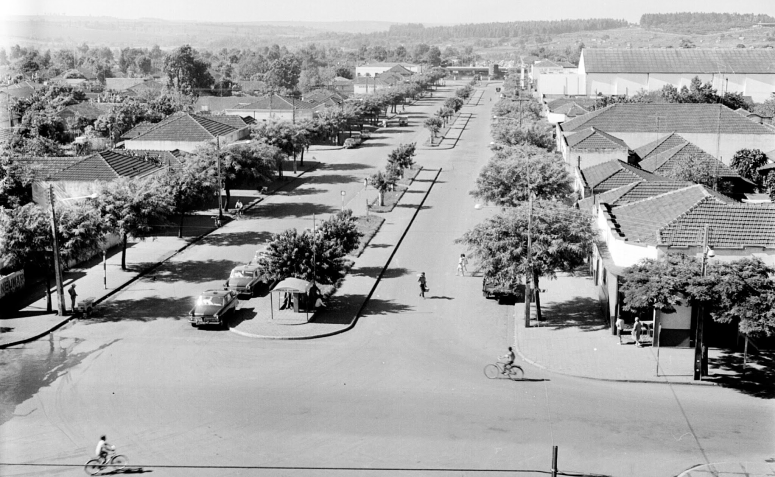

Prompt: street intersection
[{"left": 0, "top": 83, "right": 772, "bottom": 477}]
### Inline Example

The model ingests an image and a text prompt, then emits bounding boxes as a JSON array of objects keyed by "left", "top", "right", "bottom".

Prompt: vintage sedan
[
  {"left": 188, "top": 290, "right": 239, "bottom": 328},
  {"left": 224, "top": 264, "right": 266, "bottom": 296}
]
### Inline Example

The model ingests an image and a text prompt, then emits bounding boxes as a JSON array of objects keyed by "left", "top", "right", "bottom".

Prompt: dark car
[
  {"left": 482, "top": 275, "right": 525, "bottom": 304},
  {"left": 224, "top": 264, "right": 268, "bottom": 297},
  {"left": 189, "top": 290, "right": 239, "bottom": 328}
]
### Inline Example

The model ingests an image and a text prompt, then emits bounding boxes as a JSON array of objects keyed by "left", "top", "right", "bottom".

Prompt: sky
[{"left": 3, "top": 0, "right": 774, "bottom": 24}]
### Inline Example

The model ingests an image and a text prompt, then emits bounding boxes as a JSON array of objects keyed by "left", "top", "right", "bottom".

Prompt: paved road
[{"left": 0, "top": 83, "right": 772, "bottom": 477}]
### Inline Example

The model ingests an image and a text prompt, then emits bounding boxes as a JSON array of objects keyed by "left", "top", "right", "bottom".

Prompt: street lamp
[{"left": 48, "top": 189, "right": 98, "bottom": 315}]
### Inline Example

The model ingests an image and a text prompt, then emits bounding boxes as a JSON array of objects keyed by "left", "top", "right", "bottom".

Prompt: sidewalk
[
  {"left": 229, "top": 167, "right": 442, "bottom": 340},
  {"left": 0, "top": 164, "right": 315, "bottom": 349},
  {"left": 512, "top": 272, "right": 771, "bottom": 388}
]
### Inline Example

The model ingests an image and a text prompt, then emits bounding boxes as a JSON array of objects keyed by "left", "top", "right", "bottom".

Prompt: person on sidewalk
[
  {"left": 457, "top": 254, "right": 468, "bottom": 276},
  {"left": 68, "top": 284, "right": 77, "bottom": 314},
  {"left": 234, "top": 199, "right": 244, "bottom": 217},
  {"left": 632, "top": 317, "right": 643, "bottom": 347},
  {"left": 418, "top": 272, "right": 427, "bottom": 298},
  {"left": 616, "top": 316, "right": 625, "bottom": 345}
]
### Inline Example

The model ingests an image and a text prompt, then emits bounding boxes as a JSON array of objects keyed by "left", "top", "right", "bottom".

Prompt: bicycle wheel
[
  {"left": 84, "top": 459, "right": 102, "bottom": 475},
  {"left": 484, "top": 364, "right": 500, "bottom": 379},
  {"left": 110, "top": 455, "right": 128, "bottom": 470},
  {"left": 508, "top": 366, "right": 524, "bottom": 381}
]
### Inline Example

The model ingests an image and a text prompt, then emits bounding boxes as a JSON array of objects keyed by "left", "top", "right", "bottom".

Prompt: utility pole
[
  {"left": 216, "top": 137, "right": 223, "bottom": 222},
  {"left": 524, "top": 154, "right": 533, "bottom": 328},
  {"left": 48, "top": 185, "right": 67, "bottom": 316},
  {"left": 694, "top": 224, "right": 710, "bottom": 380}
]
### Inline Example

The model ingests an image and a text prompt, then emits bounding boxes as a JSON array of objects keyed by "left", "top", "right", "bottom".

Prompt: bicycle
[
  {"left": 484, "top": 361, "right": 524, "bottom": 381},
  {"left": 84, "top": 449, "right": 128, "bottom": 475}
]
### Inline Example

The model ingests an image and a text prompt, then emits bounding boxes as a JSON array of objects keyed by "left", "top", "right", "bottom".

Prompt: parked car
[
  {"left": 482, "top": 275, "right": 525, "bottom": 305},
  {"left": 343, "top": 137, "right": 362, "bottom": 149},
  {"left": 224, "top": 264, "right": 269, "bottom": 297},
  {"left": 250, "top": 245, "right": 270, "bottom": 265},
  {"left": 397, "top": 118, "right": 409, "bottom": 127},
  {"left": 189, "top": 290, "right": 239, "bottom": 328}
]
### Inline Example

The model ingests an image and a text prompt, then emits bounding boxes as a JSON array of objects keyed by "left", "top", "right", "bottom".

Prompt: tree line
[{"left": 640, "top": 12, "right": 775, "bottom": 31}]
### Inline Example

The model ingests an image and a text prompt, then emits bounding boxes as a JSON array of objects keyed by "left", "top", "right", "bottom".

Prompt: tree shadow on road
[
  {"left": 198, "top": 231, "right": 274, "bottom": 248},
  {"left": 321, "top": 163, "right": 373, "bottom": 171},
  {"left": 95, "top": 296, "right": 194, "bottom": 322},
  {"left": 227, "top": 307, "right": 255, "bottom": 328},
  {"left": 256, "top": 202, "right": 336, "bottom": 219},
  {"left": 150, "top": 259, "right": 238, "bottom": 283},
  {"left": 311, "top": 295, "right": 413, "bottom": 325},
  {"left": 349, "top": 266, "right": 411, "bottom": 279},
  {"left": 280, "top": 187, "right": 329, "bottom": 197},
  {"left": 301, "top": 174, "right": 359, "bottom": 185},
  {"left": 707, "top": 349, "right": 775, "bottom": 399},
  {"left": 538, "top": 296, "right": 607, "bottom": 332}
]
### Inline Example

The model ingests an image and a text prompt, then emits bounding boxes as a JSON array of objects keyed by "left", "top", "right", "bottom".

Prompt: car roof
[
  {"left": 202, "top": 289, "right": 231, "bottom": 296},
  {"left": 233, "top": 264, "right": 260, "bottom": 272}
]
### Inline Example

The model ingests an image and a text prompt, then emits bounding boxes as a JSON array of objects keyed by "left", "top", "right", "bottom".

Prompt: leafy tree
[
  {"left": 753, "top": 93, "right": 775, "bottom": 118},
  {"left": 731, "top": 148, "right": 768, "bottom": 189},
  {"left": 424, "top": 46, "right": 442, "bottom": 66},
  {"left": 317, "top": 209, "right": 363, "bottom": 256},
  {"left": 333, "top": 66, "right": 353, "bottom": 79},
  {"left": 264, "top": 54, "right": 302, "bottom": 92},
  {"left": 0, "top": 152, "right": 34, "bottom": 208},
  {"left": 491, "top": 120, "right": 555, "bottom": 151},
  {"left": 457, "top": 201, "right": 595, "bottom": 319},
  {"left": 251, "top": 120, "right": 310, "bottom": 178},
  {"left": 621, "top": 254, "right": 775, "bottom": 339},
  {"left": 369, "top": 171, "right": 394, "bottom": 207},
  {"left": 492, "top": 97, "right": 543, "bottom": 122},
  {"left": 91, "top": 177, "right": 173, "bottom": 270},
  {"left": 153, "top": 163, "right": 216, "bottom": 237},
  {"left": 387, "top": 142, "right": 416, "bottom": 176},
  {"left": 765, "top": 172, "right": 775, "bottom": 201},
  {"left": 0, "top": 202, "right": 106, "bottom": 311},
  {"left": 662, "top": 154, "right": 717, "bottom": 188},
  {"left": 471, "top": 146, "right": 572, "bottom": 207},
  {"left": 258, "top": 228, "right": 346, "bottom": 285},
  {"left": 164, "top": 45, "right": 214, "bottom": 94},
  {"left": 424, "top": 117, "right": 443, "bottom": 144},
  {"left": 443, "top": 96, "right": 464, "bottom": 112},
  {"left": 706, "top": 258, "right": 775, "bottom": 338}
]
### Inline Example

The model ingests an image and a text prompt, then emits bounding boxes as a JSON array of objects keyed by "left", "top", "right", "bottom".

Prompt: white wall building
[{"left": 578, "top": 49, "right": 775, "bottom": 102}]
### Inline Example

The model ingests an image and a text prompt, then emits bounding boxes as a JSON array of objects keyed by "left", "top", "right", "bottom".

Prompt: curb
[
  {"left": 229, "top": 168, "right": 444, "bottom": 341},
  {"left": 512, "top": 333, "right": 719, "bottom": 387},
  {"left": 418, "top": 113, "right": 473, "bottom": 151},
  {"left": 0, "top": 167, "right": 318, "bottom": 350}
]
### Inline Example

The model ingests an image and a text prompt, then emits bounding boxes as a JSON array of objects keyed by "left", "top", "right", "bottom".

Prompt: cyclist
[
  {"left": 235, "top": 199, "right": 244, "bottom": 217},
  {"left": 499, "top": 347, "right": 516, "bottom": 375},
  {"left": 95, "top": 435, "right": 114, "bottom": 464}
]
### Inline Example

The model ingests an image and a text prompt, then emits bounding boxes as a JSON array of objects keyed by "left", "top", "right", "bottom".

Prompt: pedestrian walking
[
  {"left": 418, "top": 272, "right": 427, "bottom": 298},
  {"left": 457, "top": 254, "right": 468, "bottom": 276},
  {"left": 616, "top": 316, "right": 625, "bottom": 344},
  {"left": 632, "top": 317, "right": 643, "bottom": 347},
  {"left": 68, "top": 284, "right": 77, "bottom": 314}
]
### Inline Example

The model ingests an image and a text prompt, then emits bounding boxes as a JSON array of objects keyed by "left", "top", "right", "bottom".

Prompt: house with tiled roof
[
  {"left": 330, "top": 76, "right": 354, "bottom": 94},
  {"left": 302, "top": 89, "right": 347, "bottom": 108},
  {"left": 30, "top": 150, "right": 184, "bottom": 205},
  {"left": 195, "top": 96, "right": 262, "bottom": 114},
  {"left": 561, "top": 127, "right": 635, "bottom": 170},
  {"left": 557, "top": 103, "right": 775, "bottom": 163},
  {"left": 589, "top": 183, "right": 775, "bottom": 344},
  {"left": 546, "top": 101, "right": 589, "bottom": 125},
  {"left": 353, "top": 76, "right": 393, "bottom": 95},
  {"left": 222, "top": 94, "right": 316, "bottom": 122},
  {"left": 578, "top": 48, "right": 775, "bottom": 102},
  {"left": 385, "top": 64, "right": 414, "bottom": 77},
  {"left": 577, "top": 179, "right": 699, "bottom": 212},
  {"left": 355, "top": 63, "right": 422, "bottom": 77},
  {"left": 575, "top": 159, "right": 669, "bottom": 198},
  {"left": 105, "top": 78, "right": 147, "bottom": 91},
  {"left": 123, "top": 112, "right": 250, "bottom": 152},
  {"left": 637, "top": 139, "right": 755, "bottom": 197},
  {"left": 56, "top": 102, "right": 113, "bottom": 122}
]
